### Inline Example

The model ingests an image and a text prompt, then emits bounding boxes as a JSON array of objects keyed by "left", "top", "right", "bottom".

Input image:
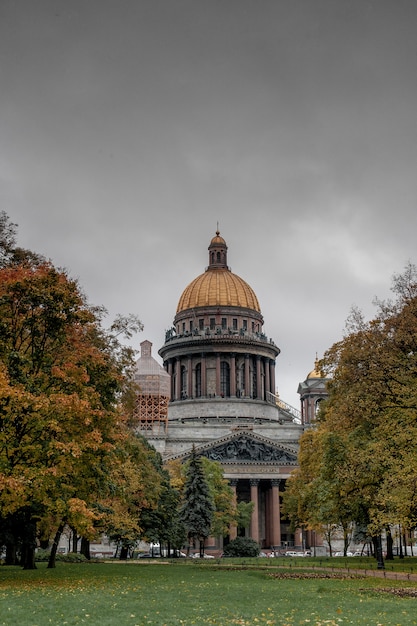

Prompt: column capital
[
  {"left": 271, "top": 479, "right": 281, "bottom": 488},
  {"left": 250, "top": 478, "right": 260, "bottom": 487}
]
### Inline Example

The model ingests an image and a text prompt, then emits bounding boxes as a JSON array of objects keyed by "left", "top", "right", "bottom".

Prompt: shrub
[
  {"left": 223, "top": 537, "right": 260, "bottom": 557},
  {"left": 35, "top": 550, "right": 88, "bottom": 563}
]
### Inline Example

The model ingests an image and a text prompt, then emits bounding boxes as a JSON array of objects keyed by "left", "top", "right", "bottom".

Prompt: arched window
[
  {"left": 220, "top": 361, "right": 230, "bottom": 397},
  {"left": 195, "top": 363, "right": 201, "bottom": 398}
]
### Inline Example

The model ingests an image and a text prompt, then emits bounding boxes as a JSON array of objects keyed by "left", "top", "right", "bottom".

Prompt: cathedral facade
[{"left": 136, "top": 231, "right": 327, "bottom": 552}]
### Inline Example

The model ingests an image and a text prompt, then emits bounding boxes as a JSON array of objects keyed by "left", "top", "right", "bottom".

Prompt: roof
[
  {"left": 176, "top": 230, "right": 261, "bottom": 313},
  {"left": 177, "top": 268, "right": 260, "bottom": 312}
]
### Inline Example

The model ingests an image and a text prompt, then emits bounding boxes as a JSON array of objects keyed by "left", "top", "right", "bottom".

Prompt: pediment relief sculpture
[{"left": 199, "top": 434, "right": 297, "bottom": 464}]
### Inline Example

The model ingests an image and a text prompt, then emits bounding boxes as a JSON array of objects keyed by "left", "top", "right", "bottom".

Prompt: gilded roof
[
  {"left": 177, "top": 268, "right": 260, "bottom": 312},
  {"left": 307, "top": 357, "right": 324, "bottom": 379}
]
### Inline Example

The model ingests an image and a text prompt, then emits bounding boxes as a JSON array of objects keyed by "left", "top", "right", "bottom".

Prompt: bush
[
  {"left": 223, "top": 537, "right": 260, "bottom": 557},
  {"left": 35, "top": 550, "right": 88, "bottom": 563}
]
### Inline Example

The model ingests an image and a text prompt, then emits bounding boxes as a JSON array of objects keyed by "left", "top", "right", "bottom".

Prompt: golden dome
[
  {"left": 307, "top": 357, "right": 324, "bottom": 379},
  {"left": 210, "top": 231, "right": 227, "bottom": 246},
  {"left": 176, "top": 230, "right": 261, "bottom": 313},
  {"left": 177, "top": 268, "right": 260, "bottom": 313}
]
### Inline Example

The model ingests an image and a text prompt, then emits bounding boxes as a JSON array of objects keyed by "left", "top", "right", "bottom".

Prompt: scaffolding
[{"left": 133, "top": 341, "right": 170, "bottom": 433}]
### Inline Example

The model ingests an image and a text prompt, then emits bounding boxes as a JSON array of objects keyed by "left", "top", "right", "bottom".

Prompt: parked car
[
  {"left": 285, "top": 551, "right": 301, "bottom": 557},
  {"left": 333, "top": 551, "right": 353, "bottom": 557},
  {"left": 191, "top": 553, "right": 215, "bottom": 559}
]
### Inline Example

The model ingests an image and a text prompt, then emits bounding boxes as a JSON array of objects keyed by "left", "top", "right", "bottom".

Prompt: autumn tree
[
  {"left": 102, "top": 433, "right": 164, "bottom": 560},
  {"left": 0, "top": 213, "right": 148, "bottom": 568},
  {"left": 284, "top": 263, "right": 417, "bottom": 566}
]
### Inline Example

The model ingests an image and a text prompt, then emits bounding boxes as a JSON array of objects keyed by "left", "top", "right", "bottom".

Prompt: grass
[
  {"left": 262, "top": 555, "right": 417, "bottom": 575},
  {"left": 0, "top": 560, "right": 417, "bottom": 626}
]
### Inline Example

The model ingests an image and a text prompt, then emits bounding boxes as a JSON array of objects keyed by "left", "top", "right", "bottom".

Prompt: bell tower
[{"left": 297, "top": 357, "right": 329, "bottom": 425}]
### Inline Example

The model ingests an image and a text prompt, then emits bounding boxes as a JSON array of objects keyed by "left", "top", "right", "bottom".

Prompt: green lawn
[{"left": 1, "top": 560, "right": 417, "bottom": 626}]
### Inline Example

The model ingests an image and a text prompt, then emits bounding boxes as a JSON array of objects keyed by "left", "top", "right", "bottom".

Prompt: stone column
[
  {"left": 167, "top": 359, "right": 174, "bottom": 401},
  {"left": 230, "top": 354, "right": 236, "bottom": 397},
  {"left": 264, "top": 488, "right": 270, "bottom": 547},
  {"left": 265, "top": 359, "right": 270, "bottom": 398},
  {"left": 271, "top": 479, "right": 281, "bottom": 549},
  {"left": 256, "top": 356, "right": 262, "bottom": 399},
  {"left": 244, "top": 354, "right": 250, "bottom": 398},
  {"left": 201, "top": 353, "right": 207, "bottom": 397},
  {"left": 250, "top": 479, "right": 260, "bottom": 543},
  {"left": 229, "top": 479, "right": 238, "bottom": 540},
  {"left": 269, "top": 360, "right": 276, "bottom": 396},
  {"left": 175, "top": 358, "right": 181, "bottom": 401},
  {"left": 187, "top": 356, "right": 192, "bottom": 399},
  {"left": 216, "top": 353, "right": 221, "bottom": 396}
]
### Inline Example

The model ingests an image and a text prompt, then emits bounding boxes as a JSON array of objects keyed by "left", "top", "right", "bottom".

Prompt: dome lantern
[{"left": 208, "top": 229, "right": 228, "bottom": 269}]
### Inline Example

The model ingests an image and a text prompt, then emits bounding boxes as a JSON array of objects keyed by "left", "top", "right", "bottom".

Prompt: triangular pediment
[{"left": 170, "top": 431, "right": 298, "bottom": 465}]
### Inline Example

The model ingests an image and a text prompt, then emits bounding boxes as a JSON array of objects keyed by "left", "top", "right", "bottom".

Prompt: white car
[{"left": 191, "top": 553, "right": 215, "bottom": 559}]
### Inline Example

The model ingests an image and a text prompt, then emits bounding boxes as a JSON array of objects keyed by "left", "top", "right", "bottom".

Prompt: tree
[
  {"left": 0, "top": 222, "right": 146, "bottom": 568},
  {"left": 200, "top": 457, "right": 237, "bottom": 537},
  {"left": 285, "top": 263, "right": 417, "bottom": 566},
  {"left": 179, "top": 447, "right": 214, "bottom": 556}
]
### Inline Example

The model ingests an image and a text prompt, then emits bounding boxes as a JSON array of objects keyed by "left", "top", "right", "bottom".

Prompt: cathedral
[{"left": 134, "top": 230, "right": 328, "bottom": 552}]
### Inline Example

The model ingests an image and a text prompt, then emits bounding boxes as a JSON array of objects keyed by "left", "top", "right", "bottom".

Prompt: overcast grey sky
[{"left": 1, "top": 0, "right": 416, "bottom": 408}]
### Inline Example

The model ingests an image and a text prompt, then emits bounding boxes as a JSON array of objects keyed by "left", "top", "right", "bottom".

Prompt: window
[
  {"left": 221, "top": 317, "right": 227, "bottom": 329},
  {"left": 199, "top": 318, "right": 204, "bottom": 330},
  {"left": 232, "top": 318, "right": 238, "bottom": 330},
  {"left": 189, "top": 320, "right": 193, "bottom": 332},
  {"left": 243, "top": 320, "right": 247, "bottom": 330},
  {"left": 210, "top": 318, "right": 215, "bottom": 330}
]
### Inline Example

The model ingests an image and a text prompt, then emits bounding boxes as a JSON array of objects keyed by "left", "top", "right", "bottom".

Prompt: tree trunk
[
  {"left": 80, "top": 537, "right": 91, "bottom": 560},
  {"left": 48, "top": 522, "right": 65, "bottom": 569},
  {"left": 21, "top": 516, "right": 37, "bottom": 570},
  {"left": 71, "top": 527, "right": 78, "bottom": 553},
  {"left": 385, "top": 527, "right": 394, "bottom": 560},
  {"left": 403, "top": 532, "right": 408, "bottom": 556},
  {"left": 373, "top": 535, "right": 385, "bottom": 570}
]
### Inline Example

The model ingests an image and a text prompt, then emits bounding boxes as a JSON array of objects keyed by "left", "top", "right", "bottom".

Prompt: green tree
[
  {"left": 180, "top": 447, "right": 214, "bottom": 556},
  {"left": 200, "top": 456, "right": 237, "bottom": 537}
]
